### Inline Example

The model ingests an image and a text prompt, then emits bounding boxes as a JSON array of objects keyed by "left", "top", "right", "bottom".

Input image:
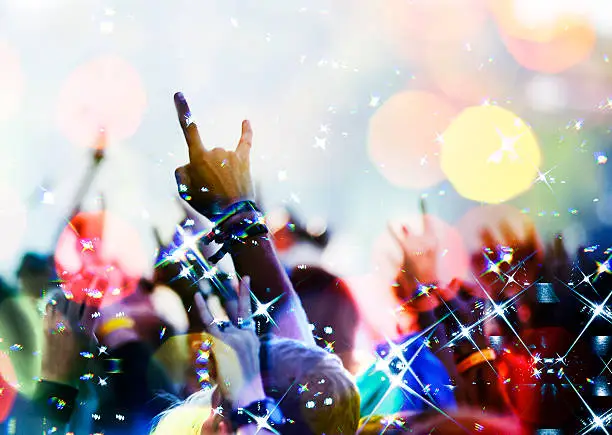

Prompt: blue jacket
[{"left": 357, "top": 333, "right": 457, "bottom": 417}]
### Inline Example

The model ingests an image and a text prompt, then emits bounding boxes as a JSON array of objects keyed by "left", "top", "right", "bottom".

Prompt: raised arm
[{"left": 171, "top": 92, "right": 313, "bottom": 345}]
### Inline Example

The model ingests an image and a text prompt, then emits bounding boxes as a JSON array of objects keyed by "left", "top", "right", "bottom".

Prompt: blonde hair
[
  {"left": 150, "top": 388, "right": 215, "bottom": 435},
  {"left": 265, "top": 337, "right": 360, "bottom": 434},
  {"left": 152, "top": 338, "right": 360, "bottom": 435}
]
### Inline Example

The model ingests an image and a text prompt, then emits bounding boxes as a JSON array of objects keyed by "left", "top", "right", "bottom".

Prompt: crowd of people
[{"left": 0, "top": 92, "right": 610, "bottom": 434}]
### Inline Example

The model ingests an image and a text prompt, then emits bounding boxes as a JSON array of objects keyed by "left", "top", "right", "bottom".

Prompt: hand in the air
[
  {"left": 194, "top": 276, "right": 265, "bottom": 407},
  {"left": 471, "top": 220, "right": 543, "bottom": 299},
  {"left": 173, "top": 92, "right": 254, "bottom": 217},
  {"left": 389, "top": 199, "right": 443, "bottom": 312}
]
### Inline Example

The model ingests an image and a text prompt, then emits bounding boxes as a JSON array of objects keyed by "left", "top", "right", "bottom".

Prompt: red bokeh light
[
  {"left": 56, "top": 55, "right": 147, "bottom": 148},
  {"left": 0, "top": 351, "right": 17, "bottom": 423},
  {"left": 497, "top": 327, "right": 579, "bottom": 426},
  {"left": 55, "top": 211, "right": 148, "bottom": 307}
]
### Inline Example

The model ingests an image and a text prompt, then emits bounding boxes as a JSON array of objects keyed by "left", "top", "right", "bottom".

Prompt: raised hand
[
  {"left": 194, "top": 276, "right": 265, "bottom": 407},
  {"left": 471, "top": 220, "right": 543, "bottom": 299},
  {"left": 389, "top": 199, "right": 442, "bottom": 311},
  {"left": 173, "top": 92, "right": 254, "bottom": 217}
]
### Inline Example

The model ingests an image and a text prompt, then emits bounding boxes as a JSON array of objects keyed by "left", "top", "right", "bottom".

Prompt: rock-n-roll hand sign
[{"left": 173, "top": 92, "right": 254, "bottom": 217}]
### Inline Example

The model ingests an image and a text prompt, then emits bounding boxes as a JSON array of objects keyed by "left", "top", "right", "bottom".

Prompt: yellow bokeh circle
[{"left": 440, "top": 105, "right": 541, "bottom": 204}]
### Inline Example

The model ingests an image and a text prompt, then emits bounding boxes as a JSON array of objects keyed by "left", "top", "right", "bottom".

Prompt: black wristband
[{"left": 207, "top": 222, "right": 269, "bottom": 264}]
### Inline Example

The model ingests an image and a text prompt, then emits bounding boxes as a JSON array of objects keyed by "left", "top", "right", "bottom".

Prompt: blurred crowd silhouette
[
  {"left": 2, "top": 1, "right": 612, "bottom": 433},
  {"left": 0, "top": 91, "right": 609, "bottom": 434}
]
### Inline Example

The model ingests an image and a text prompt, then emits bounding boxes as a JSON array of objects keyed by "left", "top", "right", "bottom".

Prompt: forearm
[{"left": 230, "top": 233, "right": 314, "bottom": 345}]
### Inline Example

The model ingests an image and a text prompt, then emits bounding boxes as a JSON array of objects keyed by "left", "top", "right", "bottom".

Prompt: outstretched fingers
[
  {"left": 235, "top": 120, "right": 252, "bottom": 162},
  {"left": 420, "top": 198, "right": 434, "bottom": 236},
  {"left": 174, "top": 92, "right": 207, "bottom": 162}
]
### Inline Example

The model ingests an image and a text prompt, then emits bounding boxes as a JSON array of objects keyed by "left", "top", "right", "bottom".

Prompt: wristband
[
  {"left": 97, "top": 317, "right": 136, "bottom": 339},
  {"left": 211, "top": 200, "right": 261, "bottom": 226},
  {"left": 456, "top": 348, "right": 496, "bottom": 373},
  {"left": 203, "top": 210, "right": 266, "bottom": 246},
  {"left": 206, "top": 217, "right": 269, "bottom": 264}
]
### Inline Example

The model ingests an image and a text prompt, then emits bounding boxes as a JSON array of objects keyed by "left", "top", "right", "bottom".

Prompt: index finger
[
  {"left": 387, "top": 222, "right": 406, "bottom": 246},
  {"left": 420, "top": 198, "right": 433, "bottom": 235},
  {"left": 174, "top": 92, "right": 206, "bottom": 162},
  {"left": 235, "top": 120, "right": 253, "bottom": 162}
]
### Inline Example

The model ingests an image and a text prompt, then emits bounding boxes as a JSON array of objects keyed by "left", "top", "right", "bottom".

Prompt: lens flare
[{"left": 0, "top": 351, "right": 17, "bottom": 423}]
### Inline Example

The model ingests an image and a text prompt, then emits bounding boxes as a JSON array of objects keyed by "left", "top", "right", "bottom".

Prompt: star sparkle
[
  {"left": 314, "top": 136, "right": 327, "bottom": 150},
  {"left": 251, "top": 292, "right": 283, "bottom": 328}
]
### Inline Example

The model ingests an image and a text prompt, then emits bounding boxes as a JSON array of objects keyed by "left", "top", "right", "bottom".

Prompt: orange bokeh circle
[
  {"left": 56, "top": 55, "right": 147, "bottom": 148},
  {"left": 368, "top": 91, "right": 457, "bottom": 189},
  {"left": 501, "top": 29, "right": 595, "bottom": 74},
  {"left": 488, "top": 0, "right": 591, "bottom": 43},
  {"left": 488, "top": 0, "right": 596, "bottom": 73}
]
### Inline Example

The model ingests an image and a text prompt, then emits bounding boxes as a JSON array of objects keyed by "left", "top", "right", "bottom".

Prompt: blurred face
[
  {"left": 396, "top": 306, "right": 419, "bottom": 336},
  {"left": 19, "top": 273, "right": 50, "bottom": 299}
]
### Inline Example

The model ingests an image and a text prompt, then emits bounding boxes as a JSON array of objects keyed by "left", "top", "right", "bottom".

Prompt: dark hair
[{"left": 290, "top": 266, "right": 359, "bottom": 368}]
